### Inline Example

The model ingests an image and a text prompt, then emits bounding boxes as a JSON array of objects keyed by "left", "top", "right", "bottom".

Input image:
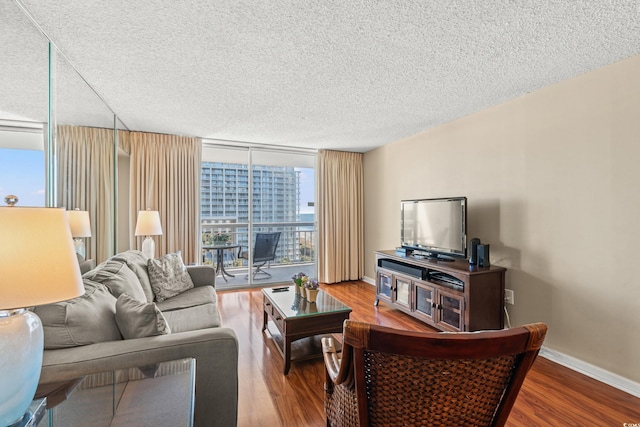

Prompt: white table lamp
[
  {"left": 135, "top": 210, "right": 163, "bottom": 259},
  {"left": 0, "top": 205, "right": 85, "bottom": 426},
  {"left": 67, "top": 208, "right": 91, "bottom": 259}
]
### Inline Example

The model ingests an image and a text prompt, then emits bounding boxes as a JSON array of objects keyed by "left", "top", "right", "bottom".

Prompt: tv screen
[{"left": 401, "top": 197, "right": 467, "bottom": 260}]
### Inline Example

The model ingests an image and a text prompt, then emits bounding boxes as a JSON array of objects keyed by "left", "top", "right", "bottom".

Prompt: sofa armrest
[
  {"left": 187, "top": 265, "right": 216, "bottom": 288},
  {"left": 39, "top": 328, "right": 238, "bottom": 427}
]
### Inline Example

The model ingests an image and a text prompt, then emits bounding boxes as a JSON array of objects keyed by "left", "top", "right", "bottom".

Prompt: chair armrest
[
  {"left": 40, "top": 328, "right": 238, "bottom": 427},
  {"left": 322, "top": 336, "right": 352, "bottom": 386},
  {"left": 187, "top": 265, "right": 216, "bottom": 288},
  {"left": 322, "top": 336, "right": 341, "bottom": 382}
]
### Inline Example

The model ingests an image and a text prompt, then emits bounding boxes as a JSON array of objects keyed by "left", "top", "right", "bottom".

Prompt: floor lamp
[
  {"left": 0, "top": 201, "right": 85, "bottom": 426},
  {"left": 135, "top": 210, "right": 163, "bottom": 259},
  {"left": 67, "top": 208, "right": 91, "bottom": 259}
]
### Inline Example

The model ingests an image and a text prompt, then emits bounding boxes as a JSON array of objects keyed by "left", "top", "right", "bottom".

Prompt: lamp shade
[
  {"left": 0, "top": 207, "right": 85, "bottom": 310},
  {"left": 135, "top": 210, "right": 163, "bottom": 236},
  {"left": 67, "top": 209, "right": 91, "bottom": 238}
]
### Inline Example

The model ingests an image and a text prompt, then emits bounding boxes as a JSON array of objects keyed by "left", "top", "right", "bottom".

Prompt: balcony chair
[
  {"left": 238, "top": 232, "right": 281, "bottom": 280},
  {"left": 322, "top": 320, "right": 547, "bottom": 427}
]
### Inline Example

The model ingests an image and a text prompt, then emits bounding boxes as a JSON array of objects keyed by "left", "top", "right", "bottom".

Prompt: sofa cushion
[
  {"left": 115, "top": 293, "right": 171, "bottom": 339},
  {"left": 161, "top": 303, "right": 221, "bottom": 333},
  {"left": 34, "top": 280, "right": 122, "bottom": 349},
  {"left": 147, "top": 252, "right": 194, "bottom": 302},
  {"left": 111, "top": 250, "right": 155, "bottom": 302},
  {"left": 83, "top": 259, "right": 147, "bottom": 303},
  {"left": 155, "top": 286, "right": 216, "bottom": 312}
]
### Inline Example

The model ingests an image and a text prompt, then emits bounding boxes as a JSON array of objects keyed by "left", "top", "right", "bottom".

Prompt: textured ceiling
[{"left": 6, "top": 0, "right": 640, "bottom": 152}]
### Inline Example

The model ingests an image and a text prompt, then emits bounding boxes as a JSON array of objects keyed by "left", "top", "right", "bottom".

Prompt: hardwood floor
[{"left": 217, "top": 281, "right": 640, "bottom": 426}]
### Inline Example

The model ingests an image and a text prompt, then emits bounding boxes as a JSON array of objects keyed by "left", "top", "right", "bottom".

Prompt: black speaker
[
  {"left": 477, "top": 244, "right": 490, "bottom": 267},
  {"left": 468, "top": 238, "right": 481, "bottom": 265}
]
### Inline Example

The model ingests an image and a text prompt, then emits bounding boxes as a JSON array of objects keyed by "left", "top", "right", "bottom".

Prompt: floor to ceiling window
[{"left": 201, "top": 143, "right": 316, "bottom": 289}]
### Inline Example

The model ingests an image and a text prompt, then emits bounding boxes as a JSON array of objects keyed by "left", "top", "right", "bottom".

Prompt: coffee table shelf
[{"left": 262, "top": 286, "right": 351, "bottom": 374}]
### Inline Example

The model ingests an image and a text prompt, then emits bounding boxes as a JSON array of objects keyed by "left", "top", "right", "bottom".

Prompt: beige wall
[{"left": 363, "top": 54, "right": 640, "bottom": 383}]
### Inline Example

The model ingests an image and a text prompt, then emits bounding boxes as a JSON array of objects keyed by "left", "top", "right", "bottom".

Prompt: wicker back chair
[{"left": 322, "top": 320, "right": 547, "bottom": 427}]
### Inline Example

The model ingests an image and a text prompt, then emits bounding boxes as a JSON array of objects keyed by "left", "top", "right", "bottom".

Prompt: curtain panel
[
  {"left": 129, "top": 132, "right": 202, "bottom": 264},
  {"left": 318, "top": 150, "right": 364, "bottom": 283},
  {"left": 56, "top": 125, "right": 115, "bottom": 263}
]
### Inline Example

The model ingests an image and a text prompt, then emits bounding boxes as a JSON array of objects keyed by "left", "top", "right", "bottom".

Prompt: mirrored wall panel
[{"left": 0, "top": 0, "right": 49, "bottom": 207}]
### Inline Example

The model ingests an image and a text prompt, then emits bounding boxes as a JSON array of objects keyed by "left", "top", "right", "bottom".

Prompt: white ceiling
[{"left": 6, "top": 1, "right": 640, "bottom": 152}]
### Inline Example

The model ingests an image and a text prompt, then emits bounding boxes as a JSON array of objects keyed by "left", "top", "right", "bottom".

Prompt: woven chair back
[{"left": 324, "top": 320, "right": 547, "bottom": 427}]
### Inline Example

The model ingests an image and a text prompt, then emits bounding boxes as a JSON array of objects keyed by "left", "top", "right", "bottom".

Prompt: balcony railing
[{"left": 201, "top": 222, "right": 316, "bottom": 270}]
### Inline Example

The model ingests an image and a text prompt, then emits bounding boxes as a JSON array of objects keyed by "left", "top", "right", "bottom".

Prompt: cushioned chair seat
[
  {"left": 155, "top": 286, "right": 217, "bottom": 312},
  {"left": 162, "top": 303, "right": 221, "bottom": 333}
]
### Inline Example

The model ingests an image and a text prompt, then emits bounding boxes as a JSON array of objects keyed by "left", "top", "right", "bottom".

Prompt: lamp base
[
  {"left": 0, "top": 309, "right": 44, "bottom": 426},
  {"left": 73, "top": 238, "right": 86, "bottom": 259},
  {"left": 141, "top": 236, "right": 156, "bottom": 259}
]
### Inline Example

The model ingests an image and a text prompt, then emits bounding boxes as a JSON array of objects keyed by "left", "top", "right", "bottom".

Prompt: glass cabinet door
[
  {"left": 393, "top": 276, "right": 411, "bottom": 309},
  {"left": 437, "top": 291, "right": 464, "bottom": 332},
  {"left": 377, "top": 270, "right": 392, "bottom": 299},
  {"left": 414, "top": 281, "right": 435, "bottom": 322}
]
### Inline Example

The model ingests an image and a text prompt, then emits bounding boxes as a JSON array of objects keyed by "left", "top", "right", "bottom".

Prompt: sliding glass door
[{"left": 201, "top": 144, "right": 316, "bottom": 289}]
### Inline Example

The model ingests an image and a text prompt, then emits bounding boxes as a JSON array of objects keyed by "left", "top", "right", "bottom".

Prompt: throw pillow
[
  {"left": 83, "top": 259, "right": 147, "bottom": 303},
  {"left": 111, "top": 250, "right": 155, "bottom": 302},
  {"left": 34, "top": 280, "right": 122, "bottom": 349},
  {"left": 115, "top": 293, "right": 171, "bottom": 339},
  {"left": 147, "top": 252, "right": 194, "bottom": 302}
]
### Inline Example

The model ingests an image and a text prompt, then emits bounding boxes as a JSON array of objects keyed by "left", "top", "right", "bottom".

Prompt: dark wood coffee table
[{"left": 262, "top": 286, "right": 351, "bottom": 374}]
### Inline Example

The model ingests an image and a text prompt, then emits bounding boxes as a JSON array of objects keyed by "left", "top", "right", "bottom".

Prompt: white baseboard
[
  {"left": 361, "top": 275, "right": 639, "bottom": 398},
  {"left": 362, "top": 275, "right": 375, "bottom": 286},
  {"left": 539, "top": 347, "right": 640, "bottom": 398}
]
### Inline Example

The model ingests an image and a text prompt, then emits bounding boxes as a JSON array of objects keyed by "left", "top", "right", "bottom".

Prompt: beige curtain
[
  {"left": 129, "top": 132, "right": 201, "bottom": 264},
  {"left": 318, "top": 150, "right": 364, "bottom": 283},
  {"left": 56, "top": 125, "right": 115, "bottom": 263}
]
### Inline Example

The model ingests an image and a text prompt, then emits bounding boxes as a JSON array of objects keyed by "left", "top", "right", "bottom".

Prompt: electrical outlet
[{"left": 505, "top": 289, "right": 515, "bottom": 305}]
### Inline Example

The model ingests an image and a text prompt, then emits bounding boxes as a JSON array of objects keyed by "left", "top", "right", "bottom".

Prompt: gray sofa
[{"left": 34, "top": 250, "right": 238, "bottom": 427}]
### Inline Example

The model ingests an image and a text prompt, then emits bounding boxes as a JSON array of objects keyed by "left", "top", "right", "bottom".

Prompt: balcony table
[{"left": 202, "top": 244, "right": 241, "bottom": 282}]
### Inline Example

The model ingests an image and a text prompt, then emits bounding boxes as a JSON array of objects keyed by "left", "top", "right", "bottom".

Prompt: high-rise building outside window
[{"left": 200, "top": 145, "right": 316, "bottom": 288}]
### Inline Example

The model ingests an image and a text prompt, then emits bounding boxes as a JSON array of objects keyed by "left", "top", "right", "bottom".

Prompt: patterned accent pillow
[
  {"left": 115, "top": 293, "right": 171, "bottom": 339},
  {"left": 147, "top": 252, "right": 194, "bottom": 302}
]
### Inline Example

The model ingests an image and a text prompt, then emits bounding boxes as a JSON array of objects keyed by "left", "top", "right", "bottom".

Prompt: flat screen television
[{"left": 401, "top": 196, "right": 467, "bottom": 261}]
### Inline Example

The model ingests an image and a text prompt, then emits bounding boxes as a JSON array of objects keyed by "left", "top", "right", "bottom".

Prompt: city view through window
[
  {"left": 1, "top": 137, "right": 315, "bottom": 289},
  {"left": 0, "top": 148, "right": 45, "bottom": 207},
  {"left": 201, "top": 159, "right": 316, "bottom": 288}
]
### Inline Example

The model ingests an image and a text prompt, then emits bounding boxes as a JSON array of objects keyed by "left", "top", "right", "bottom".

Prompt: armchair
[{"left": 322, "top": 320, "right": 547, "bottom": 427}]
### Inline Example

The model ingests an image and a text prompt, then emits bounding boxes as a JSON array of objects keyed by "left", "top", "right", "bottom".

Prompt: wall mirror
[{"left": 1, "top": 0, "right": 127, "bottom": 261}]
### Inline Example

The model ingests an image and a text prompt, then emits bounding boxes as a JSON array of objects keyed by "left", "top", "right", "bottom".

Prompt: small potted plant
[
  {"left": 305, "top": 279, "right": 319, "bottom": 303},
  {"left": 291, "top": 272, "right": 308, "bottom": 296},
  {"left": 213, "top": 231, "right": 231, "bottom": 245}
]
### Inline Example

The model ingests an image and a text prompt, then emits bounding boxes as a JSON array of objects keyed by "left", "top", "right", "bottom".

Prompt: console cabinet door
[
  {"left": 376, "top": 269, "right": 393, "bottom": 301},
  {"left": 436, "top": 290, "right": 465, "bottom": 332},
  {"left": 413, "top": 281, "right": 436, "bottom": 324},
  {"left": 393, "top": 275, "right": 412, "bottom": 309}
]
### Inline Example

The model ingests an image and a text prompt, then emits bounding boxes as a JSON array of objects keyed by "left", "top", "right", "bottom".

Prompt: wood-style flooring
[{"left": 217, "top": 281, "right": 640, "bottom": 427}]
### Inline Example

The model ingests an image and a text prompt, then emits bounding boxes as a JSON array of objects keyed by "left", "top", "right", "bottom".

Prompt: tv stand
[
  {"left": 375, "top": 250, "right": 506, "bottom": 332},
  {"left": 424, "top": 252, "right": 455, "bottom": 262},
  {"left": 406, "top": 249, "right": 455, "bottom": 262}
]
